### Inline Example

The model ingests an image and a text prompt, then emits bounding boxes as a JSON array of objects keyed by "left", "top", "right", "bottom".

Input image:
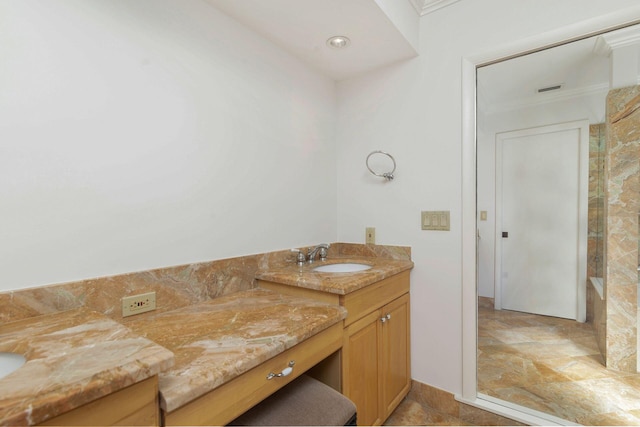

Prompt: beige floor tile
[
  {"left": 479, "top": 303, "right": 640, "bottom": 425},
  {"left": 488, "top": 337, "right": 598, "bottom": 361},
  {"left": 618, "top": 373, "right": 640, "bottom": 387},
  {"left": 576, "top": 410, "right": 640, "bottom": 426},
  {"left": 484, "top": 328, "right": 535, "bottom": 344},
  {"left": 384, "top": 398, "right": 469, "bottom": 426},
  {"left": 538, "top": 354, "right": 617, "bottom": 381},
  {"left": 478, "top": 352, "right": 570, "bottom": 390}
]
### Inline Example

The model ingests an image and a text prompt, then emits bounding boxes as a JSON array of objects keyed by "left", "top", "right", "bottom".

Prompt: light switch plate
[{"left": 421, "top": 211, "right": 450, "bottom": 231}]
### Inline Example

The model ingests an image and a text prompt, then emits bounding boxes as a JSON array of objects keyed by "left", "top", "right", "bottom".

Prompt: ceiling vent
[{"left": 537, "top": 84, "right": 563, "bottom": 94}]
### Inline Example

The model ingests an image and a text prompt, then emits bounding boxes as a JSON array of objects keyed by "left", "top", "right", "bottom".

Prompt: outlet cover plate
[
  {"left": 122, "top": 292, "right": 156, "bottom": 317},
  {"left": 366, "top": 227, "right": 376, "bottom": 244}
]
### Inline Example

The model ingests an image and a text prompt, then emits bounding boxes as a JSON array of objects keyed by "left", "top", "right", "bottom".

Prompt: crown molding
[
  {"left": 485, "top": 82, "right": 610, "bottom": 115},
  {"left": 408, "top": 0, "right": 461, "bottom": 16},
  {"left": 407, "top": 0, "right": 425, "bottom": 15},
  {"left": 594, "top": 25, "right": 640, "bottom": 56}
]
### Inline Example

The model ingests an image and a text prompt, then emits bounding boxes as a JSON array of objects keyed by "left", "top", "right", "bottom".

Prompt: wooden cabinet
[
  {"left": 259, "top": 270, "right": 411, "bottom": 426},
  {"left": 343, "top": 292, "right": 410, "bottom": 426},
  {"left": 38, "top": 376, "right": 159, "bottom": 426}
]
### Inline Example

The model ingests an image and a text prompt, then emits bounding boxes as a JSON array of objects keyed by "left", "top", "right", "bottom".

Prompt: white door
[{"left": 495, "top": 121, "right": 588, "bottom": 321}]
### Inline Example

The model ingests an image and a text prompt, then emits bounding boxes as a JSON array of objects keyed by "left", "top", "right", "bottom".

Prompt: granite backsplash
[{"left": 1, "top": 243, "right": 410, "bottom": 324}]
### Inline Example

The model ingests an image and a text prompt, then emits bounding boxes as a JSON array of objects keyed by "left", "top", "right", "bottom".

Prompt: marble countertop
[
  {"left": 126, "top": 288, "right": 347, "bottom": 413},
  {"left": 0, "top": 308, "right": 174, "bottom": 426},
  {"left": 255, "top": 257, "right": 414, "bottom": 294},
  {"left": 0, "top": 256, "right": 388, "bottom": 423}
]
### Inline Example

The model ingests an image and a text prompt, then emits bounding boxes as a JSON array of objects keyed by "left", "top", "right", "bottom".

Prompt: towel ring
[{"left": 366, "top": 150, "right": 396, "bottom": 181}]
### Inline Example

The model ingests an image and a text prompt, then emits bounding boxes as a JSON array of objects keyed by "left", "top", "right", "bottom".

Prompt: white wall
[
  {"left": 477, "top": 93, "right": 606, "bottom": 298},
  {"left": 0, "top": 0, "right": 337, "bottom": 291},
  {"left": 335, "top": 0, "right": 639, "bottom": 395}
]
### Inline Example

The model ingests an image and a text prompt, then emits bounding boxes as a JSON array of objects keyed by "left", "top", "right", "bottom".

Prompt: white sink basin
[
  {"left": 313, "top": 263, "right": 372, "bottom": 273},
  {"left": 0, "top": 352, "right": 26, "bottom": 380}
]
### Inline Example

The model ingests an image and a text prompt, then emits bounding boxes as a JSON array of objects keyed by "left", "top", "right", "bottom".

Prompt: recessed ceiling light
[{"left": 326, "top": 36, "right": 351, "bottom": 49}]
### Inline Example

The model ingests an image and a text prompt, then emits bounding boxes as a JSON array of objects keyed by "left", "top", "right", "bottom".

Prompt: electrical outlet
[
  {"left": 122, "top": 292, "right": 156, "bottom": 317},
  {"left": 366, "top": 227, "right": 376, "bottom": 244}
]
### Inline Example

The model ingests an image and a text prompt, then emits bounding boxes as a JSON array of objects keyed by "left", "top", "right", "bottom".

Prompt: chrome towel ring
[{"left": 366, "top": 150, "right": 396, "bottom": 181}]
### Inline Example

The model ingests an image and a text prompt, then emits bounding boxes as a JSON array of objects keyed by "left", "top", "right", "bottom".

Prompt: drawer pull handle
[
  {"left": 380, "top": 313, "right": 391, "bottom": 323},
  {"left": 266, "top": 360, "right": 295, "bottom": 380}
]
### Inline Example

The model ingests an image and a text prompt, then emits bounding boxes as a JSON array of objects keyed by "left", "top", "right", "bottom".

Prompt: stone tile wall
[{"left": 604, "top": 85, "right": 640, "bottom": 372}]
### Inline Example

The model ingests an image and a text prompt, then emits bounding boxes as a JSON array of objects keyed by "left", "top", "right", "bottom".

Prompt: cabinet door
[
  {"left": 343, "top": 310, "right": 383, "bottom": 426},
  {"left": 38, "top": 377, "right": 159, "bottom": 426},
  {"left": 381, "top": 293, "right": 411, "bottom": 419}
]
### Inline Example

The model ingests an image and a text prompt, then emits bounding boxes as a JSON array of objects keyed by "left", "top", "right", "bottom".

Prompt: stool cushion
[{"left": 229, "top": 375, "right": 356, "bottom": 426}]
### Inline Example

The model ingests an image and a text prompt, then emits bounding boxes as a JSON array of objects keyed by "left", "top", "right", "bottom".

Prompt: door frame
[
  {"left": 494, "top": 121, "right": 589, "bottom": 322},
  {"left": 459, "top": 6, "right": 640, "bottom": 424}
]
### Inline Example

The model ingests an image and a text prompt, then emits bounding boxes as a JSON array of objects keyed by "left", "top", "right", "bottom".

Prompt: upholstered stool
[{"left": 229, "top": 375, "right": 357, "bottom": 426}]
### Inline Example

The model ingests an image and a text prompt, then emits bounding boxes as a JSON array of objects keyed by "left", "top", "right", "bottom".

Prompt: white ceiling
[
  {"left": 204, "top": 0, "right": 636, "bottom": 96},
  {"left": 478, "top": 25, "right": 640, "bottom": 114},
  {"left": 204, "top": 0, "right": 421, "bottom": 80}
]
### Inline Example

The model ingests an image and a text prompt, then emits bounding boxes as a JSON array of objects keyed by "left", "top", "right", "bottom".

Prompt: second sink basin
[
  {"left": 313, "top": 263, "right": 372, "bottom": 273},
  {"left": 0, "top": 352, "right": 26, "bottom": 380}
]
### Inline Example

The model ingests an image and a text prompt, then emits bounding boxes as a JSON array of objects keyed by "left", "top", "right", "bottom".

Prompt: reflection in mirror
[{"left": 477, "top": 23, "right": 640, "bottom": 425}]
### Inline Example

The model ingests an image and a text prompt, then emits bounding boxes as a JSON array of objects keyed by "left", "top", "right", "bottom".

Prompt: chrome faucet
[
  {"left": 307, "top": 243, "right": 330, "bottom": 263},
  {"left": 291, "top": 249, "right": 307, "bottom": 266}
]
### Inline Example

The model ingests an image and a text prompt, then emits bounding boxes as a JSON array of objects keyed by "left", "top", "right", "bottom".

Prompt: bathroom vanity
[
  {"left": 0, "top": 244, "right": 412, "bottom": 427},
  {"left": 257, "top": 259, "right": 412, "bottom": 426}
]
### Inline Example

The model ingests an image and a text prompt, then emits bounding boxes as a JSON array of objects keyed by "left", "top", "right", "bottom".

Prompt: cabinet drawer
[
  {"left": 165, "top": 322, "right": 343, "bottom": 426},
  {"left": 340, "top": 271, "right": 410, "bottom": 327}
]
